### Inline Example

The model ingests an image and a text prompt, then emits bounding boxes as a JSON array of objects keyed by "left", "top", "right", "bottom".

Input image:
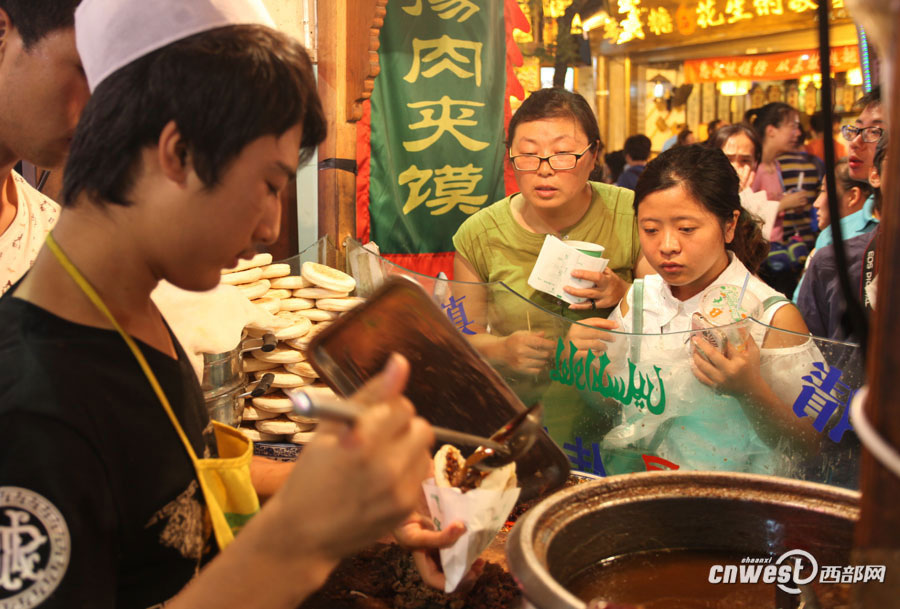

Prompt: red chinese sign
[{"left": 684, "top": 44, "right": 859, "bottom": 83}]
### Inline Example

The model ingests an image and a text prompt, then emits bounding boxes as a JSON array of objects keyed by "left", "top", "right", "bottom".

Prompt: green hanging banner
[{"left": 367, "top": 0, "right": 507, "bottom": 273}]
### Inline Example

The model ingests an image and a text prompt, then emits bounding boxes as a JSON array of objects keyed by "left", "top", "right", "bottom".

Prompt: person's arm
[
  {"left": 249, "top": 455, "right": 291, "bottom": 502},
  {"left": 169, "top": 354, "right": 435, "bottom": 609},
  {"left": 795, "top": 252, "right": 831, "bottom": 339},
  {"left": 778, "top": 190, "right": 809, "bottom": 211},
  {"left": 691, "top": 308, "right": 819, "bottom": 452},
  {"left": 453, "top": 253, "right": 554, "bottom": 375}
]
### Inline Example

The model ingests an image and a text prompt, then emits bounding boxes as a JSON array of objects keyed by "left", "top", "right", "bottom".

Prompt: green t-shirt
[{"left": 452, "top": 181, "right": 640, "bottom": 324}]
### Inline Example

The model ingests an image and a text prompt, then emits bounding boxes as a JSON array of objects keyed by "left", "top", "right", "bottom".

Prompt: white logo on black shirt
[{"left": 0, "top": 487, "right": 70, "bottom": 608}]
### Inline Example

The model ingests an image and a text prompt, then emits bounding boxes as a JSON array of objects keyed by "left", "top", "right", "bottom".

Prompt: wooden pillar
[
  {"left": 853, "top": 47, "right": 900, "bottom": 603},
  {"left": 316, "top": 0, "right": 386, "bottom": 265}
]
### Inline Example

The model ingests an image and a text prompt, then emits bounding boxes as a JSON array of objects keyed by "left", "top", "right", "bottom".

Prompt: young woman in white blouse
[{"left": 580, "top": 145, "right": 823, "bottom": 475}]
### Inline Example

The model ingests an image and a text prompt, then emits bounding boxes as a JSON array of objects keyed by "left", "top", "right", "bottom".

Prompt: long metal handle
[{"left": 286, "top": 389, "right": 510, "bottom": 455}]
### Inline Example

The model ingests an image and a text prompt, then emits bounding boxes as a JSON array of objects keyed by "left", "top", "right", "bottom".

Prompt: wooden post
[
  {"left": 853, "top": 34, "right": 900, "bottom": 605},
  {"left": 316, "top": 0, "right": 386, "bottom": 267}
]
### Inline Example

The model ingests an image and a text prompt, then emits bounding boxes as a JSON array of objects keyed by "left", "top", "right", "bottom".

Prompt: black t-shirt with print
[{"left": 0, "top": 293, "right": 216, "bottom": 608}]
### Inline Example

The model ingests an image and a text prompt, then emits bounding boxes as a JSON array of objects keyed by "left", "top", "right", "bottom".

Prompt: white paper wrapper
[
  {"left": 422, "top": 478, "right": 521, "bottom": 593},
  {"left": 527, "top": 235, "right": 609, "bottom": 304}
]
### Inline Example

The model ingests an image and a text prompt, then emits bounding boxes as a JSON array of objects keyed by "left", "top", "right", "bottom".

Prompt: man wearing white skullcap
[
  {"left": 0, "top": 1, "right": 455, "bottom": 607},
  {"left": 0, "top": 0, "right": 89, "bottom": 295}
]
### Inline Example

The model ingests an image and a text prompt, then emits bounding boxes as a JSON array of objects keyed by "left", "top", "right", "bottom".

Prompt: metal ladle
[{"left": 285, "top": 389, "right": 543, "bottom": 469}]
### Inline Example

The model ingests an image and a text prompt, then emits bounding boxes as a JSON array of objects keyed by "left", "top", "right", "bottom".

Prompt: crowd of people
[{"left": 543, "top": 88, "right": 884, "bottom": 348}]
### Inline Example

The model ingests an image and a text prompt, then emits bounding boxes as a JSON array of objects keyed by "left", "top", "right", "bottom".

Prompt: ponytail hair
[
  {"left": 633, "top": 145, "right": 769, "bottom": 273},
  {"left": 744, "top": 102, "right": 795, "bottom": 140}
]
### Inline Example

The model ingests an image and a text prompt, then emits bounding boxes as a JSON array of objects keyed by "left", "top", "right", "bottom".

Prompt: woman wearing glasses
[{"left": 451, "top": 88, "right": 646, "bottom": 377}]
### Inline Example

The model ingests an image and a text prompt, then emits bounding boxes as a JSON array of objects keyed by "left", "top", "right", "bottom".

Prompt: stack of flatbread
[{"left": 218, "top": 256, "right": 365, "bottom": 445}]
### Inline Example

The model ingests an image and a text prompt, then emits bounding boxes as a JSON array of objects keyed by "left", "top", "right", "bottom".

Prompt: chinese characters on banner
[
  {"left": 367, "top": 0, "right": 506, "bottom": 268},
  {"left": 602, "top": 0, "right": 846, "bottom": 45},
  {"left": 684, "top": 45, "right": 860, "bottom": 82}
]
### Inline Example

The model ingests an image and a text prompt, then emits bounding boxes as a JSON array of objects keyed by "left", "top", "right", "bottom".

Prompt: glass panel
[{"left": 343, "top": 240, "right": 863, "bottom": 490}]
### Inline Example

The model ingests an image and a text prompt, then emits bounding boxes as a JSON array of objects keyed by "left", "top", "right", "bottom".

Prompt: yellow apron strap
[
  {"left": 45, "top": 233, "right": 200, "bottom": 462},
  {"left": 44, "top": 232, "right": 258, "bottom": 549}
]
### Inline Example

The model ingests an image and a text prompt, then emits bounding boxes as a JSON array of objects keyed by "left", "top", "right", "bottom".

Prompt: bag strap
[
  {"left": 631, "top": 279, "right": 644, "bottom": 362},
  {"left": 762, "top": 295, "right": 790, "bottom": 311}
]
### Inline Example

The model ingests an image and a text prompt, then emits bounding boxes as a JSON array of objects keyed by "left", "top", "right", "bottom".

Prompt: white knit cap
[{"left": 75, "top": 0, "right": 276, "bottom": 92}]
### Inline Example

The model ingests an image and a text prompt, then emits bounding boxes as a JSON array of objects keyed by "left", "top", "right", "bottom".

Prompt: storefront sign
[
  {"left": 589, "top": 0, "right": 851, "bottom": 52},
  {"left": 367, "top": 1, "right": 507, "bottom": 264},
  {"left": 684, "top": 45, "right": 859, "bottom": 82}
]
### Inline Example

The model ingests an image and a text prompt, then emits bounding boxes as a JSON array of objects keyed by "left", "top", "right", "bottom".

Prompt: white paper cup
[{"left": 565, "top": 240, "right": 605, "bottom": 258}]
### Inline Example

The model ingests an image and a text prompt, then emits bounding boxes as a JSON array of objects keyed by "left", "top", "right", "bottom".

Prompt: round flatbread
[
  {"left": 242, "top": 357, "right": 279, "bottom": 373},
  {"left": 284, "top": 361, "right": 318, "bottom": 378},
  {"left": 292, "top": 287, "right": 350, "bottom": 299},
  {"left": 295, "top": 308, "right": 339, "bottom": 322},
  {"left": 289, "top": 431, "right": 317, "bottom": 444},
  {"left": 284, "top": 324, "right": 329, "bottom": 350},
  {"left": 222, "top": 253, "right": 273, "bottom": 274},
  {"left": 300, "top": 384, "right": 337, "bottom": 400},
  {"left": 269, "top": 275, "right": 312, "bottom": 290},
  {"left": 251, "top": 392, "right": 294, "bottom": 414},
  {"left": 237, "top": 425, "right": 285, "bottom": 442},
  {"left": 285, "top": 411, "right": 318, "bottom": 425},
  {"left": 238, "top": 279, "right": 271, "bottom": 300},
  {"left": 274, "top": 310, "right": 307, "bottom": 321},
  {"left": 269, "top": 316, "right": 311, "bottom": 340},
  {"left": 259, "top": 263, "right": 291, "bottom": 279},
  {"left": 250, "top": 345, "right": 304, "bottom": 364},
  {"left": 256, "top": 417, "right": 304, "bottom": 435},
  {"left": 301, "top": 261, "right": 356, "bottom": 293},
  {"left": 241, "top": 405, "right": 280, "bottom": 421},
  {"left": 315, "top": 297, "right": 366, "bottom": 312},
  {"left": 263, "top": 288, "right": 292, "bottom": 300},
  {"left": 252, "top": 296, "right": 281, "bottom": 315},
  {"left": 434, "top": 445, "right": 464, "bottom": 488},
  {"left": 255, "top": 368, "right": 311, "bottom": 388},
  {"left": 220, "top": 266, "right": 263, "bottom": 286},
  {"left": 280, "top": 297, "right": 315, "bottom": 311}
]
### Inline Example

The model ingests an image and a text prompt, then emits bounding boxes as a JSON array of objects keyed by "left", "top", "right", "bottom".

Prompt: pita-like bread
[{"left": 434, "top": 445, "right": 516, "bottom": 493}]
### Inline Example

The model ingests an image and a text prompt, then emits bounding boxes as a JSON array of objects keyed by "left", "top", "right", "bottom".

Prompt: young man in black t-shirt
[{"left": 0, "top": 1, "right": 456, "bottom": 607}]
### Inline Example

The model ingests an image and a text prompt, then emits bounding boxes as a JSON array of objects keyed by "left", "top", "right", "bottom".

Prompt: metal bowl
[
  {"left": 201, "top": 346, "right": 244, "bottom": 397},
  {"left": 506, "top": 471, "right": 860, "bottom": 609},
  {"left": 204, "top": 385, "right": 245, "bottom": 427}
]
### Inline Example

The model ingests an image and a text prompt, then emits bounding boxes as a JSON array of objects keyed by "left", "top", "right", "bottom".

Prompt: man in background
[
  {"left": 798, "top": 135, "right": 887, "bottom": 343},
  {"left": 0, "top": 0, "right": 88, "bottom": 293},
  {"left": 806, "top": 110, "right": 846, "bottom": 163},
  {"left": 616, "top": 134, "right": 651, "bottom": 191}
]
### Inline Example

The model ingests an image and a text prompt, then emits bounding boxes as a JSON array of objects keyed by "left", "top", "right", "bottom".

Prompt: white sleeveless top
[
  {"left": 610, "top": 253, "right": 788, "bottom": 344},
  {"left": 588, "top": 254, "right": 821, "bottom": 476}
]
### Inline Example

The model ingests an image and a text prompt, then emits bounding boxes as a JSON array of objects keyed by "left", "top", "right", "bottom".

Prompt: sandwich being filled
[{"left": 434, "top": 444, "right": 517, "bottom": 493}]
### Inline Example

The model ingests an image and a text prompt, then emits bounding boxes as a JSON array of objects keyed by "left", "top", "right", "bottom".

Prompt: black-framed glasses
[
  {"left": 509, "top": 142, "right": 597, "bottom": 171},
  {"left": 841, "top": 124, "right": 884, "bottom": 143}
]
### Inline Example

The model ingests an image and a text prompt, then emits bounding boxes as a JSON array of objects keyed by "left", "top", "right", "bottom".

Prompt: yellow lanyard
[
  {"left": 44, "top": 232, "right": 201, "bottom": 462},
  {"left": 44, "top": 232, "right": 260, "bottom": 550}
]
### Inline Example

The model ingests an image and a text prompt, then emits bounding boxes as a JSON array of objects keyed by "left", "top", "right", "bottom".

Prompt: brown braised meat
[{"left": 445, "top": 453, "right": 488, "bottom": 492}]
